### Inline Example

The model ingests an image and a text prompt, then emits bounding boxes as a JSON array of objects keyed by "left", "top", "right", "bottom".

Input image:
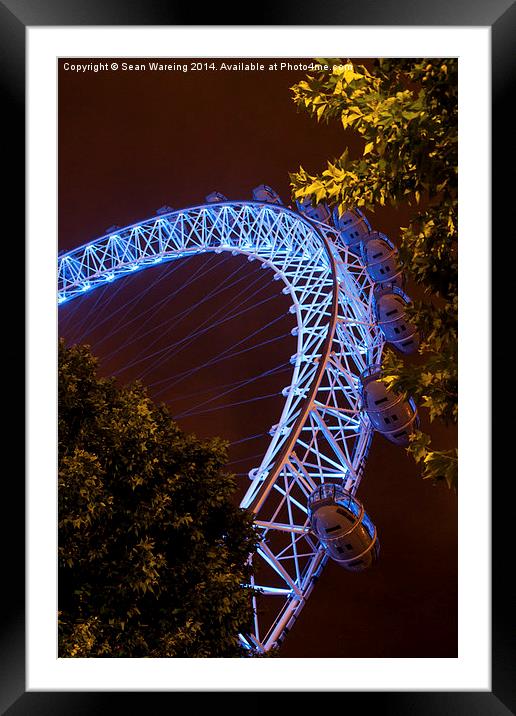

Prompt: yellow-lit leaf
[{"left": 315, "top": 186, "right": 326, "bottom": 203}]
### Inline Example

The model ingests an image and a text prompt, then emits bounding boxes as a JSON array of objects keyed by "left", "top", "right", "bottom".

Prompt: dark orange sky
[{"left": 58, "top": 57, "right": 457, "bottom": 658}]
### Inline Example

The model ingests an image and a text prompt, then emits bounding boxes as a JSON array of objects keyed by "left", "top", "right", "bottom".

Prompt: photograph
[
  {"left": 0, "top": 0, "right": 509, "bottom": 705},
  {"left": 57, "top": 56, "right": 458, "bottom": 659}
]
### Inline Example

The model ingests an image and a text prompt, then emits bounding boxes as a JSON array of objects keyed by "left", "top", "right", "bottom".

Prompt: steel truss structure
[{"left": 58, "top": 201, "right": 384, "bottom": 652}]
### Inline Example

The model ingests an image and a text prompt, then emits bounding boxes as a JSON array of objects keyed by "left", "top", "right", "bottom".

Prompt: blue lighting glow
[{"left": 57, "top": 198, "right": 386, "bottom": 653}]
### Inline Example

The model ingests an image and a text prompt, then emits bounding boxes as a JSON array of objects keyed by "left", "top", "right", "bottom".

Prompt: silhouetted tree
[{"left": 58, "top": 339, "right": 258, "bottom": 656}]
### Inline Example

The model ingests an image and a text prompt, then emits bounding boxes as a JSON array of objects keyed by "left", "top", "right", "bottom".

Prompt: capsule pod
[
  {"left": 205, "top": 192, "right": 228, "bottom": 203},
  {"left": 252, "top": 184, "right": 283, "bottom": 205},
  {"left": 156, "top": 205, "right": 174, "bottom": 215},
  {"left": 296, "top": 197, "right": 332, "bottom": 224},
  {"left": 105, "top": 224, "right": 121, "bottom": 234},
  {"left": 332, "top": 207, "right": 371, "bottom": 249},
  {"left": 308, "top": 483, "right": 379, "bottom": 571},
  {"left": 361, "top": 231, "right": 403, "bottom": 287},
  {"left": 360, "top": 366, "right": 418, "bottom": 446},
  {"left": 373, "top": 286, "right": 420, "bottom": 354}
]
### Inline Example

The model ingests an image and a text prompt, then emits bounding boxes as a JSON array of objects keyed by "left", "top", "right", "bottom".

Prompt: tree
[
  {"left": 58, "top": 339, "right": 259, "bottom": 657},
  {"left": 290, "top": 58, "right": 458, "bottom": 490}
]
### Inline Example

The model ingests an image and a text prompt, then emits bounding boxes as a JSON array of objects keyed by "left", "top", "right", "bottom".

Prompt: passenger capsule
[
  {"left": 332, "top": 207, "right": 371, "bottom": 249},
  {"left": 308, "top": 483, "right": 379, "bottom": 570},
  {"left": 360, "top": 366, "right": 418, "bottom": 446},
  {"left": 373, "top": 286, "right": 420, "bottom": 354},
  {"left": 156, "top": 204, "right": 174, "bottom": 215},
  {"left": 252, "top": 184, "right": 283, "bottom": 205},
  {"left": 361, "top": 231, "right": 403, "bottom": 287},
  {"left": 296, "top": 197, "right": 332, "bottom": 224},
  {"left": 205, "top": 192, "right": 228, "bottom": 203},
  {"left": 105, "top": 224, "right": 122, "bottom": 234}
]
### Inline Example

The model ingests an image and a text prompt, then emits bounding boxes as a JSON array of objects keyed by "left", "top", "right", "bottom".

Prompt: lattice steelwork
[{"left": 58, "top": 201, "right": 383, "bottom": 652}]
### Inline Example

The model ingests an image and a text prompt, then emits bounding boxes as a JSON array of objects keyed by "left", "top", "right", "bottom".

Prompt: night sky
[{"left": 58, "top": 57, "right": 457, "bottom": 658}]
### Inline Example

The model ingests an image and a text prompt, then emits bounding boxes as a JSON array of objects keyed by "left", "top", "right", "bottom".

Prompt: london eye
[{"left": 58, "top": 188, "right": 419, "bottom": 652}]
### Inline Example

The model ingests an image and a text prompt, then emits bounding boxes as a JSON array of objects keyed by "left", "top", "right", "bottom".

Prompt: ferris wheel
[{"left": 58, "top": 185, "right": 419, "bottom": 653}]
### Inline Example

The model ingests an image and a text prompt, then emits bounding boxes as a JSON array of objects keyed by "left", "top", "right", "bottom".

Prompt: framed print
[{"left": 2, "top": 0, "right": 512, "bottom": 711}]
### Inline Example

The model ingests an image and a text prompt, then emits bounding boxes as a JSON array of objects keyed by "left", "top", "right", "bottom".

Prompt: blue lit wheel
[{"left": 58, "top": 201, "right": 384, "bottom": 652}]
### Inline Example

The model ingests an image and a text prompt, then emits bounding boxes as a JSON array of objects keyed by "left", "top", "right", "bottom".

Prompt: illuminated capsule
[
  {"left": 105, "top": 224, "right": 121, "bottom": 234},
  {"left": 360, "top": 366, "right": 418, "bottom": 446},
  {"left": 156, "top": 204, "right": 174, "bottom": 215},
  {"left": 308, "top": 483, "right": 379, "bottom": 571},
  {"left": 373, "top": 286, "right": 419, "bottom": 354},
  {"left": 332, "top": 207, "right": 371, "bottom": 249},
  {"left": 361, "top": 231, "right": 403, "bottom": 287},
  {"left": 252, "top": 184, "right": 283, "bottom": 205},
  {"left": 296, "top": 197, "right": 332, "bottom": 224},
  {"left": 205, "top": 192, "right": 228, "bottom": 203}
]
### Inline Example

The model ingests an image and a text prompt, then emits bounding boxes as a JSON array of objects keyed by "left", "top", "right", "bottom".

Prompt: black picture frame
[{"left": 2, "top": 0, "right": 511, "bottom": 712}]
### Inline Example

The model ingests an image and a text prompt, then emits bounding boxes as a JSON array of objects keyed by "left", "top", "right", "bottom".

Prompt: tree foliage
[
  {"left": 58, "top": 339, "right": 259, "bottom": 657},
  {"left": 290, "top": 59, "right": 458, "bottom": 489}
]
